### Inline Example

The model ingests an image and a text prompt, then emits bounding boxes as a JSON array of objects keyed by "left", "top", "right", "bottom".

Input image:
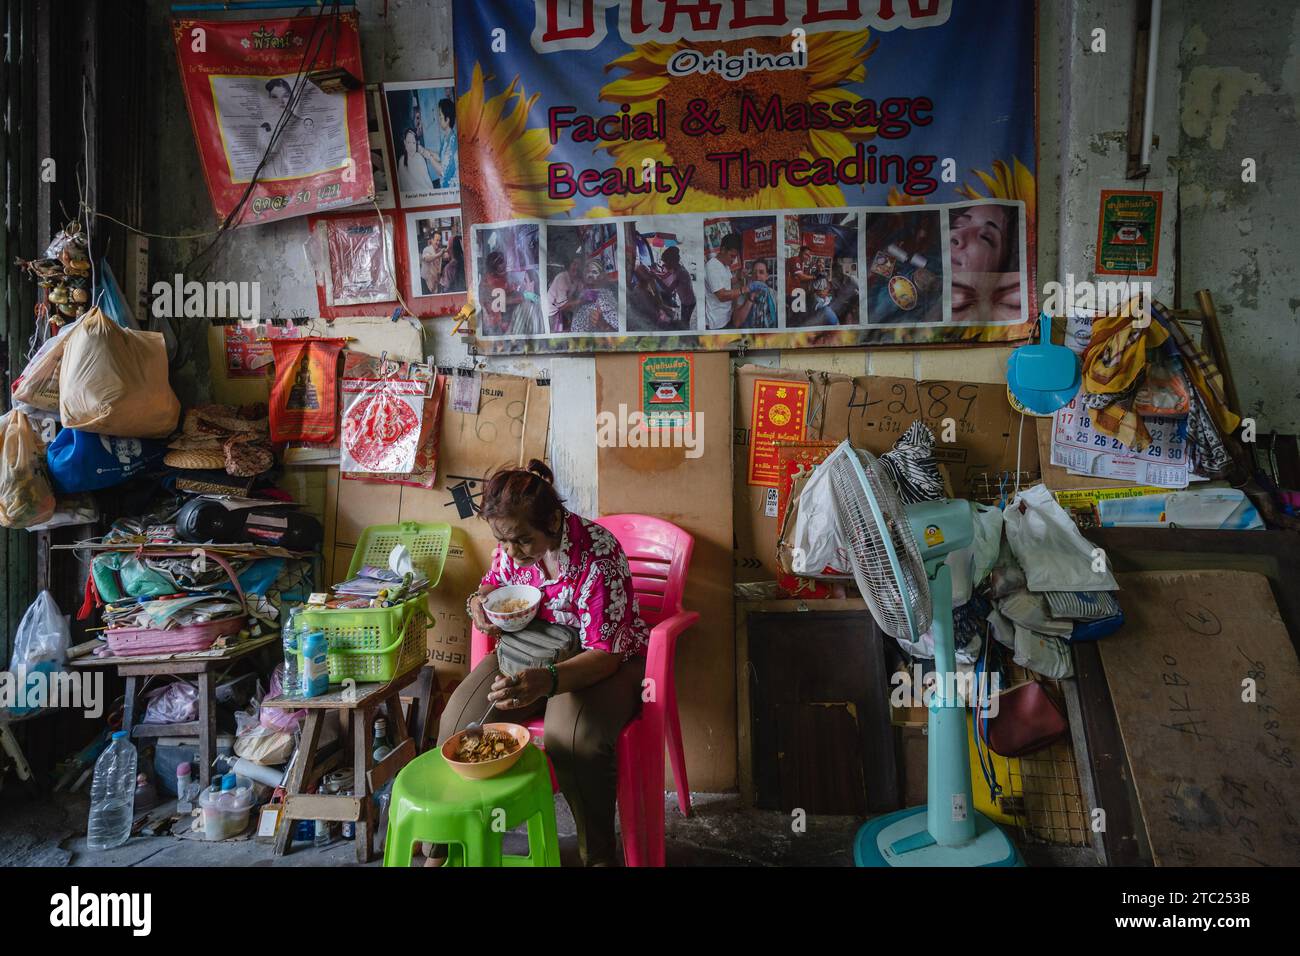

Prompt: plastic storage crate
[
  {"left": 292, "top": 522, "right": 450, "bottom": 684},
  {"left": 297, "top": 597, "right": 428, "bottom": 684},
  {"left": 348, "top": 521, "right": 451, "bottom": 587}
]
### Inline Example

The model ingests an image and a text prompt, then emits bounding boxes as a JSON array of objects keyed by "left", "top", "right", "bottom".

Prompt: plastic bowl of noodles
[
  {"left": 441, "top": 723, "right": 531, "bottom": 780},
  {"left": 482, "top": 585, "right": 542, "bottom": 632}
]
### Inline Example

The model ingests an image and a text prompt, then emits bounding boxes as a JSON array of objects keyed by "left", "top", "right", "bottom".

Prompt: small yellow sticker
[{"left": 924, "top": 524, "right": 944, "bottom": 547}]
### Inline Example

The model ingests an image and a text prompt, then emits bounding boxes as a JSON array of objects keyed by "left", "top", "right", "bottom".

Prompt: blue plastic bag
[{"left": 47, "top": 428, "right": 167, "bottom": 494}]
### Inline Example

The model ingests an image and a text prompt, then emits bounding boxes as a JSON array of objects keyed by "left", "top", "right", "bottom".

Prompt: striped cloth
[{"left": 877, "top": 420, "right": 945, "bottom": 503}]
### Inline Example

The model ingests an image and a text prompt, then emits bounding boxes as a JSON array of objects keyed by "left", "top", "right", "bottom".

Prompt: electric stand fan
[{"left": 820, "top": 440, "right": 1022, "bottom": 867}]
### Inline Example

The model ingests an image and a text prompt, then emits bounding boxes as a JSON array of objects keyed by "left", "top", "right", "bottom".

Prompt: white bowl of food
[{"left": 482, "top": 585, "right": 542, "bottom": 632}]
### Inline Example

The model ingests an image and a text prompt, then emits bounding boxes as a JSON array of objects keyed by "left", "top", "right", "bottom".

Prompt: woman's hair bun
[{"left": 526, "top": 459, "right": 554, "bottom": 484}]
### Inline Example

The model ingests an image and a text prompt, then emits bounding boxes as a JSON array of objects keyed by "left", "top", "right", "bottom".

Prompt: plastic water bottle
[
  {"left": 300, "top": 630, "right": 329, "bottom": 698},
  {"left": 87, "top": 730, "right": 138, "bottom": 850},
  {"left": 281, "top": 605, "right": 301, "bottom": 697}
]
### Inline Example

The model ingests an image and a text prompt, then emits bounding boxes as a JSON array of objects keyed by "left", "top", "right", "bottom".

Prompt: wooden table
[
  {"left": 72, "top": 635, "right": 279, "bottom": 789},
  {"left": 263, "top": 666, "right": 422, "bottom": 864}
]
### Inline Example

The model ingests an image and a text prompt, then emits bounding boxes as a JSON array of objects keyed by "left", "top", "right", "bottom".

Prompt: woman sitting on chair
[{"left": 437, "top": 459, "right": 649, "bottom": 866}]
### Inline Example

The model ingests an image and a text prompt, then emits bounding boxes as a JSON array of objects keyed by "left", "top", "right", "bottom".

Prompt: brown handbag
[{"left": 985, "top": 678, "right": 1069, "bottom": 758}]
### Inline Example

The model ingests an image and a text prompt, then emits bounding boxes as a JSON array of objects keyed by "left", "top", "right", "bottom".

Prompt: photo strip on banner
[
  {"left": 382, "top": 79, "right": 460, "bottom": 208},
  {"left": 624, "top": 217, "right": 703, "bottom": 334},
  {"left": 542, "top": 222, "right": 621, "bottom": 335},
  {"left": 468, "top": 199, "right": 1029, "bottom": 348}
]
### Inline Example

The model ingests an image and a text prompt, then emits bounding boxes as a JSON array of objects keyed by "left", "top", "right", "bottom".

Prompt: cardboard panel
[
  {"left": 734, "top": 365, "right": 854, "bottom": 584},
  {"left": 1100, "top": 570, "right": 1300, "bottom": 866},
  {"left": 334, "top": 480, "right": 403, "bottom": 546},
  {"left": 597, "top": 352, "right": 735, "bottom": 792},
  {"left": 734, "top": 366, "right": 1037, "bottom": 582},
  {"left": 844, "top": 374, "right": 1039, "bottom": 494}
]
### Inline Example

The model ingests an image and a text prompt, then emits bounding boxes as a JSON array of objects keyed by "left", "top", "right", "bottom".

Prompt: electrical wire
[
  {"left": 85, "top": 207, "right": 221, "bottom": 242},
  {"left": 183, "top": 0, "right": 341, "bottom": 278}
]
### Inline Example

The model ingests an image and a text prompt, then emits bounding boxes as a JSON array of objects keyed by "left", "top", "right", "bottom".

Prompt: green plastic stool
[{"left": 383, "top": 743, "right": 561, "bottom": 867}]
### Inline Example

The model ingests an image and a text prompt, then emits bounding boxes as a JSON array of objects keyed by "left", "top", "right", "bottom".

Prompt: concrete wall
[{"left": 1177, "top": 1, "right": 1300, "bottom": 431}]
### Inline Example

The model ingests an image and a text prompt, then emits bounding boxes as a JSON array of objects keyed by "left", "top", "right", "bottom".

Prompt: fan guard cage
[{"left": 825, "top": 444, "right": 932, "bottom": 641}]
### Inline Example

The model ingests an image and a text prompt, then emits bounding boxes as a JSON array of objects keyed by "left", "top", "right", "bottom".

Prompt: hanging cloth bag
[{"left": 58, "top": 307, "right": 180, "bottom": 437}]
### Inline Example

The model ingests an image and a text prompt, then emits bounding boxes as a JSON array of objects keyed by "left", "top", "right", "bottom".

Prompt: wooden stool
[
  {"left": 71, "top": 635, "right": 280, "bottom": 790},
  {"left": 263, "top": 666, "right": 422, "bottom": 864}
]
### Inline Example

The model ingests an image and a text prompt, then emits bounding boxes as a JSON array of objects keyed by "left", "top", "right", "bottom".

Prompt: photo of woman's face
[
  {"left": 952, "top": 270, "right": 1023, "bottom": 325},
  {"left": 949, "top": 205, "right": 1010, "bottom": 273}
]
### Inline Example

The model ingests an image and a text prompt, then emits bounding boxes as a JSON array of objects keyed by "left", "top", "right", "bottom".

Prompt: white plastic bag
[
  {"left": 790, "top": 458, "right": 852, "bottom": 578},
  {"left": 143, "top": 682, "right": 198, "bottom": 724},
  {"left": 10, "top": 591, "right": 69, "bottom": 672},
  {"left": 0, "top": 410, "right": 56, "bottom": 529},
  {"left": 1004, "top": 484, "right": 1118, "bottom": 592},
  {"left": 11, "top": 323, "right": 76, "bottom": 413}
]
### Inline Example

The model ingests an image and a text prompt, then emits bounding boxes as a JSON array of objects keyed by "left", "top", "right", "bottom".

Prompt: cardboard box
[
  {"left": 734, "top": 366, "right": 1039, "bottom": 582},
  {"left": 734, "top": 365, "right": 854, "bottom": 583}
]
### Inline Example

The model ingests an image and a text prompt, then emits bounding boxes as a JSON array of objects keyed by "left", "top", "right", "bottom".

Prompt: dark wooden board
[
  {"left": 1099, "top": 570, "right": 1300, "bottom": 866},
  {"left": 746, "top": 609, "right": 898, "bottom": 815}
]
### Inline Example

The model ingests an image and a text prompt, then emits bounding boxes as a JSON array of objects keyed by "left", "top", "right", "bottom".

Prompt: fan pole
[{"left": 925, "top": 560, "right": 979, "bottom": 847}]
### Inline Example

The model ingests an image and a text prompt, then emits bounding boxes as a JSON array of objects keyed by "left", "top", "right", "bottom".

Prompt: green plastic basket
[
  {"left": 348, "top": 521, "right": 452, "bottom": 587},
  {"left": 297, "top": 596, "right": 428, "bottom": 684}
]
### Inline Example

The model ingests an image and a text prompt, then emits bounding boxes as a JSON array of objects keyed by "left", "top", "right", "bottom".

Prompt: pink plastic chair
[{"left": 470, "top": 514, "right": 698, "bottom": 867}]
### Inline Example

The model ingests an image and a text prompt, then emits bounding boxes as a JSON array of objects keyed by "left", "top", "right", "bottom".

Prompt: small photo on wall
[
  {"left": 383, "top": 79, "right": 459, "bottom": 206},
  {"left": 405, "top": 210, "right": 465, "bottom": 299},
  {"left": 783, "top": 212, "right": 861, "bottom": 328},
  {"left": 543, "top": 222, "right": 619, "bottom": 335},
  {"left": 701, "top": 215, "right": 778, "bottom": 332},
  {"left": 947, "top": 201, "right": 1025, "bottom": 325},
  {"left": 624, "top": 217, "right": 701, "bottom": 334},
  {"left": 315, "top": 212, "right": 397, "bottom": 308},
  {"left": 474, "top": 223, "right": 544, "bottom": 337},
  {"left": 366, "top": 88, "right": 395, "bottom": 209},
  {"left": 863, "top": 209, "right": 945, "bottom": 325}
]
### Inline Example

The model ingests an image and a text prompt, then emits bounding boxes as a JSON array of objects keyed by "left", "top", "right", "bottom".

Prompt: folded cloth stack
[
  {"left": 164, "top": 404, "right": 275, "bottom": 479},
  {"left": 983, "top": 484, "right": 1124, "bottom": 679}
]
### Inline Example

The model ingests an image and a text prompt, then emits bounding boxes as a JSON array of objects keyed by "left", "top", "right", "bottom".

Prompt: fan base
[{"left": 853, "top": 805, "right": 1022, "bottom": 867}]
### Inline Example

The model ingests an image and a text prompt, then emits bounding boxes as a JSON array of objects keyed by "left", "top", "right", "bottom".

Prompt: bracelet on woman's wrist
[{"left": 545, "top": 662, "right": 560, "bottom": 698}]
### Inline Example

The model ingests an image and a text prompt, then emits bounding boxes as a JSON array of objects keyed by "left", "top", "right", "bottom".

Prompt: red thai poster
[
  {"left": 172, "top": 12, "right": 372, "bottom": 227},
  {"left": 748, "top": 379, "right": 809, "bottom": 487},
  {"left": 268, "top": 338, "right": 346, "bottom": 443},
  {"left": 223, "top": 322, "right": 299, "bottom": 378}
]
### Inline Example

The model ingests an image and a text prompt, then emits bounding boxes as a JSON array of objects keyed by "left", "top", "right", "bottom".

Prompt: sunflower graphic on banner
[{"left": 453, "top": 0, "right": 1037, "bottom": 353}]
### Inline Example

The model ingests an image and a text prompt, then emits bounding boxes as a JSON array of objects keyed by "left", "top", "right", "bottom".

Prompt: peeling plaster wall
[
  {"left": 1054, "top": 0, "right": 1184, "bottom": 308},
  {"left": 1177, "top": 2, "right": 1300, "bottom": 431}
]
